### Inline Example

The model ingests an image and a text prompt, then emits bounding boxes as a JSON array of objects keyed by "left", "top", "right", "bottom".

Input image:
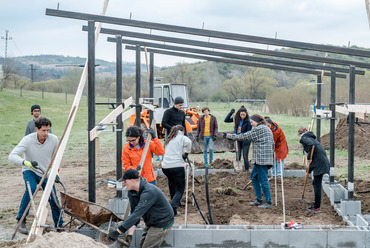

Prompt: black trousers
[
  {"left": 162, "top": 167, "right": 185, "bottom": 212},
  {"left": 237, "top": 141, "right": 250, "bottom": 171},
  {"left": 312, "top": 174, "right": 324, "bottom": 208}
]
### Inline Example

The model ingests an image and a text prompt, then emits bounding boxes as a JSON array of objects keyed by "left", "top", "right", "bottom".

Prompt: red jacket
[
  {"left": 269, "top": 122, "right": 288, "bottom": 161},
  {"left": 122, "top": 138, "right": 165, "bottom": 183}
]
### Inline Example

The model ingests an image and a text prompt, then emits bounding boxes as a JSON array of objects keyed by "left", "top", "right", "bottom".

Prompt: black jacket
[
  {"left": 118, "top": 178, "right": 174, "bottom": 233},
  {"left": 162, "top": 106, "right": 186, "bottom": 134},
  {"left": 224, "top": 111, "right": 252, "bottom": 145},
  {"left": 300, "top": 132, "right": 330, "bottom": 176}
]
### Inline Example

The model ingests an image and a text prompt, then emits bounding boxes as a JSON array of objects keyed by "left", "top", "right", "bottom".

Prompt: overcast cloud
[{"left": 1, "top": 0, "right": 369, "bottom": 67}]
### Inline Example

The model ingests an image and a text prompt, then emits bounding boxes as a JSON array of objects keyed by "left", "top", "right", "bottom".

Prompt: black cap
[
  {"left": 119, "top": 169, "right": 140, "bottom": 182},
  {"left": 174, "top": 96, "right": 184, "bottom": 104},
  {"left": 31, "top": 104, "right": 41, "bottom": 112}
]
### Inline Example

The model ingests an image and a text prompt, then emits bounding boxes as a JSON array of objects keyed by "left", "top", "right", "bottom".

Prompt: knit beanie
[
  {"left": 174, "top": 96, "right": 184, "bottom": 104},
  {"left": 250, "top": 115, "right": 260, "bottom": 123},
  {"left": 31, "top": 104, "right": 41, "bottom": 112}
]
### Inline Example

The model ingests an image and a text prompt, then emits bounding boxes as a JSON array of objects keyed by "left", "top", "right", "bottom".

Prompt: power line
[{"left": 1, "top": 30, "right": 13, "bottom": 62}]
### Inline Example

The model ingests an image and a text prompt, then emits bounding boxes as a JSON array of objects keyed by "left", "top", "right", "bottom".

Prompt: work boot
[
  {"left": 250, "top": 199, "right": 263, "bottom": 206},
  {"left": 17, "top": 219, "right": 29, "bottom": 235},
  {"left": 258, "top": 201, "right": 272, "bottom": 209}
]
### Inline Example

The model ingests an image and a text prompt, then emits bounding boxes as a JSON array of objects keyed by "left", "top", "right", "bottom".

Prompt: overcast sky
[{"left": 1, "top": 0, "right": 370, "bottom": 67}]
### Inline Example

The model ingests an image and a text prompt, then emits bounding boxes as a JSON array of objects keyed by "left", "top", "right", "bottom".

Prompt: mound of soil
[
  {"left": 157, "top": 170, "right": 346, "bottom": 226},
  {"left": 321, "top": 117, "right": 370, "bottom": 159}
]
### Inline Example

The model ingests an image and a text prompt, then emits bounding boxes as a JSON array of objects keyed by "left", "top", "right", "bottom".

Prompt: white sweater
[
  {"left": 9, "top": 132, "right": 58, "bottom": 177},
  {"left": 161, "top": 131, "right": 192, "bottom": 169}
]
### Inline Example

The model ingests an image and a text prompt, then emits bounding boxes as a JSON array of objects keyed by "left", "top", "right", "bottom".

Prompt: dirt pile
[{"left": 321, "top": 117, "right": 370, "bottom": 159}]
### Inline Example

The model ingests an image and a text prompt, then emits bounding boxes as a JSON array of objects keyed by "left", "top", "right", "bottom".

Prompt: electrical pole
[
  {"left": 29, "top": 64, "right": 37, "bottom": 83},
  {"left": 1, "top": 30, "right": 12, "bottom": 63}
]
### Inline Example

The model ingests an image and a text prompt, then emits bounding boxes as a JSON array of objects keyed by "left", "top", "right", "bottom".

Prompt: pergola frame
[{"left": 45, "top": 7, "right": 370, "bottom": 202}]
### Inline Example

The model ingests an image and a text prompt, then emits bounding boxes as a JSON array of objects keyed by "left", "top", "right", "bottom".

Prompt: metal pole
[
  {"left": 348, "top": 65, "right": 355, "bottom": 199},
  {"left": 149, "top": 52, "right": 154, "bottom": 124},
  {"left": 316, "top": 74, "right": 322, "bottom": 142},
  {"left": 116, "top": 35, "right": 123, "bottom": 186},
  {"left": 329, "top": 71, "right": 336, "bottom": 184},
  {"left": 135, "top": 45, "right": 141, "bottom": 127},
  {"left": 87, "top": 20, "right": 96, "bottom": 203}
]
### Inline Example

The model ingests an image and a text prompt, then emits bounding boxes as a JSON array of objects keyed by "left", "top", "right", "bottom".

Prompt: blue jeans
[
  {"left": 17, "top": 170, "right": 63, "bottom": 227},
  {"left": 202, "top": 136, "right": 214, "bottom": 164},
  {"left": 271, "top": 159, "right": 284, "bottom": 176},
  {"left": 251, "top": 164, "right": 271, "bottom": 202}
]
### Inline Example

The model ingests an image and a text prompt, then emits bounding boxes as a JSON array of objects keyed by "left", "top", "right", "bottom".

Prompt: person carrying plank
[
  {"left": 9, "top": 117, "right": 63, "bottom": 234},
  {"left": 122, "top": 126, "right": 165, "bottom": 185},
  {"left": 298, "top": 127, "right": 329, "bottom": 213},
  {"left": 109, "top": 169, "right": 174, "bottom": 247},
  {"left": 224, "top": 114, "right": 274, "bottom": 208}
]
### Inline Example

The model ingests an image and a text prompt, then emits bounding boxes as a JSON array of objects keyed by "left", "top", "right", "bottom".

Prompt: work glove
[
  {"left": 136, "top": 165, "right": 141, "bottom": 171},
  {"left": 148, "top": 128, "right": 156, "bottom": 139},
  {"left": 108, "top": 229, "right": 120, "bottom": 241},
  {"left": 224, "top": 133, "right": 237, "bottom": 140},
  {"left": 23, "top": 160, "right": 38, "bottom": 170},
  {"left": 230, "top": 108, "right": 235, "bottom": 114},
  {"left": 55, "top": 172, "right": 61, "bottom": 184},
  {"left": 195, "top": 136, "right": 199, "bottom": 143},
  {"left": 125, "top": 235, "right": 133, "bottom": 246},
  {"left": 182, "top": 153, "right": 188, "bottom": 161},
  {"left": 212, "top": 136, "right": 217, "bottom": 142}
]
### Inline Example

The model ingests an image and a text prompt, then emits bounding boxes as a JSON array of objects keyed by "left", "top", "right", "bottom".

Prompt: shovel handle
[{"left": 301, "top": 146, "right": 315, "bottom": 199}]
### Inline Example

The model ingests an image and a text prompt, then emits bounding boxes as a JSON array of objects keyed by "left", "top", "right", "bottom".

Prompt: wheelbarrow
[{"left": 57, "top": 192, "right": 130, "bottom": 247}]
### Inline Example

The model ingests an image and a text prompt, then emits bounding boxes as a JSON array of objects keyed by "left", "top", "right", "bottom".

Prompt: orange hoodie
[{"left": 122, "top": 138, "right": 165, "bottom": 183}]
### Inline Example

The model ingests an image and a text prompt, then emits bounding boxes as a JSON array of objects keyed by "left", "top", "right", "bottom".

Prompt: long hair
[
  {"left": 251, "top": 114, "right": 266, "bottom": 126},
  {"left": 234, "top": 105, "right": 249, "bottom": 126},
  {"left": 164, "top": 125, "right": 185, "bottom": 147},
  {"left": 126, "top": 126, "right": 145, "bottom": 144},
  {"left": 298, "top": 127, "right": 308, "bottom": 135}
]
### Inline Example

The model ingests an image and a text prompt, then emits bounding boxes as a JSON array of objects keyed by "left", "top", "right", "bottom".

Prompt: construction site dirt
[{"left": 1, "top": 158, "right": 369, "bottom": 247}]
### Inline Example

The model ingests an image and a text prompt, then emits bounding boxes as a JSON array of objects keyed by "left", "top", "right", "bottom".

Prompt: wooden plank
[
  {"left": 27, "top": 0, "right": 110, "bottom": 240},
  {"left": 89, "top": 97, "right": 133, "bottom": 141},
  {"left": 141, "top": 103, "right": 156, "bottom": 112},
  {"left": 316, "top": 109, "right": 332, "bottom": 118},
  {"left": 137, "top": 120, "right": 156, "bottom": 175},
  {"left": 347, "top": 104, "right": 370, "bottom": 114},
  {"left": 336, "top": 105, "right": 367, "bottom": 119}
]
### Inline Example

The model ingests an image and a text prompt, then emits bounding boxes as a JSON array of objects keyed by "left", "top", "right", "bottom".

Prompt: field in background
[{"left": 0, "top": 88, "right": 366, "bottom": 182}]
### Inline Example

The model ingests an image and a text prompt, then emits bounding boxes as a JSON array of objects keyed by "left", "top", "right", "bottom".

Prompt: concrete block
[
  {"left": 289, "top": 230, "right": 327, "bottom": 248},
  {"left": 356, "top": 214, "right": 369, "bottom": 227},
  {"left": 108, "top": 198, "right": 129, "bottom": 218},
  {"left": 340, "top": 199, "right": 361, "bottom": 216},
  {"left": 328, "top": 230, "right": 368, "bottom": 248},
  {"left": 284, "top": 170, "right": 306, "bottom": 178},
  {"left": 323, "top": 181, "right": 331, "bottom": 196},
  {"left": 329, "top": 184, "right": 347, "bottom": 206},
  {"left": 173, "top": 228, "right": 213, "bottom": 247},
  {"left": 211, "top": 229, "right": 251, "bottom": 247}
]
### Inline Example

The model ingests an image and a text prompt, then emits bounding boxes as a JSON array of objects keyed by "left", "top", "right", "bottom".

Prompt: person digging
[{"left": 298, "top": 127, "right": 330, "bottom": 213}]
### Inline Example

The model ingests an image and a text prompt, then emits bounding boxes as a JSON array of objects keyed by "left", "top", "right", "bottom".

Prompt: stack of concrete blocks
[{"left": 108, "top": 181, "right": 129, "bottom": 218}]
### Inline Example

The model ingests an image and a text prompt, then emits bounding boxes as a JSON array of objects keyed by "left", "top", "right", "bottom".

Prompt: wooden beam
[{"left": 89, "top": 97, "right": 133, "bottom": 141}]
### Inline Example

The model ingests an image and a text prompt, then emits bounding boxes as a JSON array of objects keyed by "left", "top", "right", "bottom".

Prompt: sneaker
[
  {"left": 17, "top": 220, "right": 29, "bottom": 235},
  {"left": 258, "top": 202, "right": 272, "bottom": 209},
  {"left": 250, "top": 199, "right": 263, "bottom": 206},
  {"left": 307, "top": 206, "right": 321, "bottom": 213}
]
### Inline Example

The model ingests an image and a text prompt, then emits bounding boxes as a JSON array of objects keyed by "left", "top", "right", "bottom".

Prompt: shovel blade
[{"left": 233, "top": 161, "right": 244, "bottom": 173}]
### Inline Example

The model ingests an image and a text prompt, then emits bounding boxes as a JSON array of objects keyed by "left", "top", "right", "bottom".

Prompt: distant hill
[{"left": 0, "top": 55, "right": 159, "bottom": 82}]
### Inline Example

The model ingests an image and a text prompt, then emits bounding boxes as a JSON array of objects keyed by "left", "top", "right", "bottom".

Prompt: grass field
[{"left": 0, "top": 88, "right": 366, "bottom": 181}]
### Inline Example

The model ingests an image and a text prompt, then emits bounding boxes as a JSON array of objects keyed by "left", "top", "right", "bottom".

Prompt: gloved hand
[
  {"left": 108, "top": 229, "right": 120, "bottom": 241},
  {"left": 55, "top": 172, "right": 61, "bottom": 183},
  {"left": 195, "top": 136, "right": 199, "bottom": 143},
  {"left": 225, "top": 133, "right": 237, "bottom": 140},
  {"left": 230, "top": 108, "right": 235, "bottom": 114},
  {"left": 222, "top": 133, "right": 227, "bottom": 138},
  {"left": 136, "top": 165, "right": 141, "bottom": 171},
  {"left": 182, "top": 153, "right": 188, "bottom": 161},
  {"left": 212, "top": 136, "right": 217, "bottom": 142},
  {"left": 23, "top": 160, "right": 38, "bottom": 170},
  {"left": 125, "top": 235, "right": 133, "bottom": 246},
  {"left": 148, "top": 128, "right": 156, "bottom": 139}
]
